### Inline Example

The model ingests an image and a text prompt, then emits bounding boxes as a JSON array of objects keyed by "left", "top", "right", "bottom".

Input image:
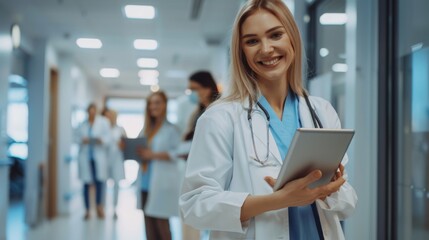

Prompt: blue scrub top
[
  {"left": 259, "top": 92, "right": 323, "bottom": 239},
  {"left": 140, "top": 162, "right": 152, "bottom": 192}
]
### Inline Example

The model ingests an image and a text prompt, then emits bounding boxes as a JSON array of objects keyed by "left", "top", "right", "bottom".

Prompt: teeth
[{"left": 261, "top": 57, "right": 279, "bottom": 66}]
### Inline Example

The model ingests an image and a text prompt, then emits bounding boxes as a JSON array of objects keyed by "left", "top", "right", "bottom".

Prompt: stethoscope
[{"left": 247, "top": 91, "right": 323, "bottom": 165}]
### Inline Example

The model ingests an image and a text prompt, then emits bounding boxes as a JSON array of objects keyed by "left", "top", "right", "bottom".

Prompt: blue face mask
[{"left": 189, "top": 91, "right": 199, "bottom": 104}]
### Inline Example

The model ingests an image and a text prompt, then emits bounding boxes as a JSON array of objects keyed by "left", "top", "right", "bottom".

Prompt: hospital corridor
[{"left": 0, "top": 0, "right": 428, "bottom": 239}]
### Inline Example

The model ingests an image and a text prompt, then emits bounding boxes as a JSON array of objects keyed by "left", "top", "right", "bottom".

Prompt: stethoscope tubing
[{"left": 247, "top": 92, "right": 323, "bottom": 165}]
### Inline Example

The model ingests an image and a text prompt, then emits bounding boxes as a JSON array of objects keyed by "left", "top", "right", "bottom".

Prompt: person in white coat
[
  {"left": 137, "top": 91, "right": 182, "bottom": 240},
  {"left": 103, "top": 109, "right": 126, "bottom": 218},
  {"left": 179, "top": 0, "right": 358, "bottom": 239},
  {"left": 77, "top": 103, "right": 110, "bottom": 220}
]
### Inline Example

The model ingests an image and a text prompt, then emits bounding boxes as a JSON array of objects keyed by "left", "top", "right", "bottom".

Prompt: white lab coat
[
  {"left": 180, "top": 96, "right": 358, "bottom": 240},
  {"left": 76, "top": 116, "right": 111, "bottom": 183},
  {"left": 136, "top": 121, "right": 185, "bottom": 218},
  {"left": 107, "top": 125, "right": 126, "bottom": 181}
]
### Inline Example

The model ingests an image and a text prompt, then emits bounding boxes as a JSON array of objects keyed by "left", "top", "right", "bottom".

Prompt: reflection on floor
[{"left": 7, "top": 184, "right": 183, "bottom": 240}]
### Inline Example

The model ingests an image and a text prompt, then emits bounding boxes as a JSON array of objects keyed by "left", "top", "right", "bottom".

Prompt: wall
[
  {"left": 56, "top": 55, "right": 102, "bottom": 215},
  {"left": 25, "top": 38, "right": 52, "bottom": 226},
  {"left": 0, "top": 7, "right": 13, "bottom": 240}
]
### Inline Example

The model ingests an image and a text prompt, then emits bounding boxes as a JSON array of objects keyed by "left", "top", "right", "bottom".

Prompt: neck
[
  {"left": 88, "top": 116, "right": 95, "bottom": 124},
  {"left": 201, "top": 97, "right": 210, "bottom": 107},
  {"left": 154, "top": 117, "right": 164, "bottom": 125},
  {"left": 258, "top": 81, "right": 288, "bottom": 119}
]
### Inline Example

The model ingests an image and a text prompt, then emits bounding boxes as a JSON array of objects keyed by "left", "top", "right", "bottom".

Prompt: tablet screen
[{"left": 273, "top": 128, "right": 354, "bottom": 191}]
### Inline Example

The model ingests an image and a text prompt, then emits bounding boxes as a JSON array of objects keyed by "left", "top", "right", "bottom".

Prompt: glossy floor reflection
[{"left": 7, "top": 185, "right": 182, "bottom": 240}]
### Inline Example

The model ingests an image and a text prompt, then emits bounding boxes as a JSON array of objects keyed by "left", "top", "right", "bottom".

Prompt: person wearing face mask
[
  {"left": 179, "top": 0, "right": 357, "bottom": 239},
  {"left": 184, "top": 71, "right": 220, "bottom": 141},
  {"left": 178, "top": 71, "right": 220, "bottom": 240}
]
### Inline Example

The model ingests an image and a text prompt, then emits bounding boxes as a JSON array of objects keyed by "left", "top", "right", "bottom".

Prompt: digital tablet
[
  {"left": 123, "top": 137, "right": 147, "bottom": 161},
  {"left": 273, "top": 128, "right": 354, "bottom": 191}
]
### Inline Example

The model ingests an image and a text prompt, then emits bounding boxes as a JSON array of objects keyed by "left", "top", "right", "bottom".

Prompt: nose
[{"left": 260, "top": 39, "right": 273, "bottom": 54}]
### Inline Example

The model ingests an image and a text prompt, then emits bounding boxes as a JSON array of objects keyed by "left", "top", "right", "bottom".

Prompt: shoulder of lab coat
[
  {"left": 302, "top": 95, "right": 358, "bottom": 220},
  {"left": 179, "top": 101, "right": 250, "bottom": 233}
]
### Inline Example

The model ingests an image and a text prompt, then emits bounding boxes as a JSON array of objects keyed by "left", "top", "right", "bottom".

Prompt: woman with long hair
[
  {"left": 137, "top": 91, "right": 181, "bottom": 240},
  {"left": 180, "top": 0, "right": 357, "bottom": 239}
]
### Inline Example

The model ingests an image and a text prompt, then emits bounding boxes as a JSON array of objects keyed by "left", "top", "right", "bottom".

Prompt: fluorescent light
[
  {"left": 138, "top": 69, "right": 159, "bottom": 79},
  {"left": 319, "top": 48, "right": 329, "bottom": 57},
  {"left": 319, "top": 13, "right": 347, "bottom": 25},
  {"left": 140, "top": 78, "right": 158, "bottom": 86},
  {"left": 137, "top": 58, "right": 158, "bottom": 68},
  {"left": 332, "top": 63, "right": 348, "bottom": 72},
  {"left": 76, "top": 38, "right": 102, "bottom": 49},
  {"left": 411, "top": 42, "right": 424, "bottom": 52},
  {"left": 11, "top": 24, "right": 21, "bottom": 48},
  {"left": 124, "top": 5, "right": 155, "bottom": 19},
  {"left": 100, "top": 68, "right": 120, "bottom": 78},
  {"left": 134, "top": 39, "right": 158, "bottom": 50},
  {"left": 150, "top": 85, "right": 160, "bottom": 92}
]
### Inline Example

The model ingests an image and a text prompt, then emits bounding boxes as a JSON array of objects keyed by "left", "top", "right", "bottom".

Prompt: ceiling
[{"left": 0, "top": 0, "right": 243, "bottom": 97}]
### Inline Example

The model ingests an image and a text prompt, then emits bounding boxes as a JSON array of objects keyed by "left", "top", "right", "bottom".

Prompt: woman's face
[
  {"left": 189, "top": 81, "right": 211, "bottom": 104},
  {"left": 148, "top": 94, "right": 166, "bottom": 119},
  {"left": 240, "top": 9, "right": 294, "bottom": 84},
  {"left": 88, "top": 106, "right": 97, "bottom": 118}
]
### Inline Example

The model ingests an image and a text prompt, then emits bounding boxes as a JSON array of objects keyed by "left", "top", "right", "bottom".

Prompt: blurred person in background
[
  {"left": 183, "top": 70, "right": 221, "bottom": 141},
  {"left": 102, "top": 108, "right": 126, "bottom": 219},
  {"left": 180, "top": 71, "right": 220, "bottom": 239},
  {"left": 137, "top": 91, "right": 182, "bottom": 240},
  {"left": 77, "top": 103, "right": 110, "bottom": 220}
]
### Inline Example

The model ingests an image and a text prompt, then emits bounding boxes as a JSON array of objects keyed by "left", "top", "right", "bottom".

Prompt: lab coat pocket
[{"left": 247, "top": 154, "right": 281, "bottom": 194}]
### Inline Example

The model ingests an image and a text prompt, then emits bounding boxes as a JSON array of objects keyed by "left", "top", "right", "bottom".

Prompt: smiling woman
[{"left": 179, "top": 0, "right": 357, "bottom": 239}]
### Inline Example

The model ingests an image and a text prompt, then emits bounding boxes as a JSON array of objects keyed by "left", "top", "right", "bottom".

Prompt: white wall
[
  {"left": 56, "top": 55, "right": 104, "bottom": 215},
  {"left": 0, "top": 7, "right": 13, "bottom": 240},
  {"left": 25, "top": 38, "right": 53, "bottom": 226}
]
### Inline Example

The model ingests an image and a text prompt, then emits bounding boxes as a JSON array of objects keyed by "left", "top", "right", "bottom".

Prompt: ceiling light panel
[
  {"left": 138, "top": 69, "right": 159, "bottom": 79},
  {"left": 319, "top": 13, "right": 347, "bottom": 25},
  {"left": 134, "top": 39, "right": 158, "bottom": 50},
  {"left": 76, "top": 38, "right": 102, "bottom": 49},
  {"left": 137, "top": 58, "right": 158, "bottom": 68},
  {"left": 100, "top": 68, "right": 120, "bottom": 78},
  {"left": 124, "top": 5, "right": 155, "bottom": 19}
]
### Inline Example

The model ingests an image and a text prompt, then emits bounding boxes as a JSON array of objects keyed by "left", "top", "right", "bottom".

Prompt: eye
[
  {"left": 271, "top": 32, "right": 283, "bottom": 40},
  {"left": 244, "top": 38, "right": 258, "bottom": 46}
]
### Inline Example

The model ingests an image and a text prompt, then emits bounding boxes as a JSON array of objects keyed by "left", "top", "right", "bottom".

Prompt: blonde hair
[
  {"left": 224, "top": 0, "right": 305, "bottom": 104},
  {"left": 143, "top": 91, "right": 168, "bottom": 141}
]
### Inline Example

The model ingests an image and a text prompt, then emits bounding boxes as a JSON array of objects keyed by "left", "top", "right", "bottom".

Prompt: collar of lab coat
[{"left": 241, "top": 95, "right": 319, "bottom": 164}]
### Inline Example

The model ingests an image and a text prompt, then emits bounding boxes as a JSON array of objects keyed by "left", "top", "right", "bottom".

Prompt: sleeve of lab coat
[
  {"left": 179, "top": 110, "right": 249, "bottom": 233},
  {"left": 314, "top": 100, "right": 358, "bottom": 220}
]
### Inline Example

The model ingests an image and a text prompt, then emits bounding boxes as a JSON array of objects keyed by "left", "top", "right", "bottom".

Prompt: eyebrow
[{"left": 241, "top": 26, "right": 285, "bottom": 39}]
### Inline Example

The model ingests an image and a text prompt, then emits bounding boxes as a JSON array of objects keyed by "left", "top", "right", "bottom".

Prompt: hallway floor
[{"left": 7, "top": 185, "right": 183, "bottom": 240}]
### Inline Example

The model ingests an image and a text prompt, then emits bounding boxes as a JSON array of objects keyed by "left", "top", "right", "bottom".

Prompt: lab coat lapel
[{"left": 243, "top": 100, "right": 282, "bottom": 164}]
